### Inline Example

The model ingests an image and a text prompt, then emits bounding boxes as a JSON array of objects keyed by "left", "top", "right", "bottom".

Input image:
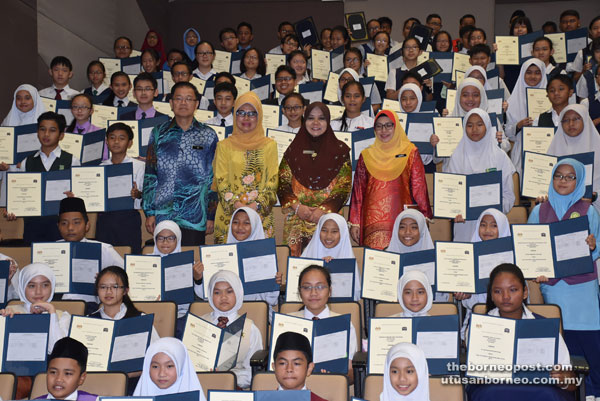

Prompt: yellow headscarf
[
  {"left": 362, "top": 110, "right": 416, "bottom": 181},
  {"left": 225, "top": 91, "right": 271, "bottom": 151}
]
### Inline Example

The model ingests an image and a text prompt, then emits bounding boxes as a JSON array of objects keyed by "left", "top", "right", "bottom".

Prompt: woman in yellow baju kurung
[{"left": 213, "top": 92, "right": 279, "bottom": 243}]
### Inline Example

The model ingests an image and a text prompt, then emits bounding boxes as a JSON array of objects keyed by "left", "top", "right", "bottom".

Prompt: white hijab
[
  {"left": 14, "top": 263, "right": 55, "bottom": 313},
  {"left": 465, "top": 65, "right": 491, "bottom": 90},
  {"left": 1, "top": 84, "right": 46, "bottom": 127},
  {"left": 470, "top": 208, "right": 511, "bottom": 242},
  {"left": 226, "top": 207, "right": 265, "bottom": 243},
  {"left": 397, "top": 270, "right": 433, "bottom": 317},
  {"left": 397, "top": 83, "right": 423, "bottom": 113},
  {"left": 451, "top": 78, "right": 489, "bottom": 117},
  {"left": 337, "top": 68, "right": 361, "bottom": 103},
  {"left": 134, "top": 337, "right": 206, "bottom": 400},
  {"left": 547, "top": 104, "right": 600, "bottom": 198},
  {"left": 447, "top": 108, "right": 515, "bottom": 178},
  {"left": 380, "top": 342, "right": 430, "bottom": 401},
  {"left": 506, "top": 58, "right": 547, "bottom": 124},
  {"left": 207, "top": 270, "right": 244, "bottom": 322},
  {"left": 387, "top": 210, "right": 433, "bottom": 253},
  {"left": 301, "top": 213, "right": 354, "bottom": 260},
  {"left": 152, "top": 220, "right": 182, "bottom": 256}
]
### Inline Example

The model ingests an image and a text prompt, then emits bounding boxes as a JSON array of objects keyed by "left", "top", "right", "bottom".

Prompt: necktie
[
  {"left": 312, "top": 316, "right": 320, "bottom": 321},
  {"left": 77, "top": 128, "right": 84, "bottom": 134},
  {"left": 217, "top": 316, "right": 229, "bottom": 328},
  {"left": 54, "top": 89, "right": 63, "bottom": 100},
  {"left": 117, "top": 100, "right": 124, "bottom": 107},
  {"left": 92, "top": 89, "right": 98, "bottom": 96},
  {"left": 220, "top": 118, "right": 226, "bottom": 127},
  {"left": 141, "top": 112, "right": 147, "bottom": 120}
]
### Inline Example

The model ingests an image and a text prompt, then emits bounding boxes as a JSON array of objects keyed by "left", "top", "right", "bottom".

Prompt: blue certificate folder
[
  {"left": 125, "top": 250, "right": 194, "bottom": 304},
  {"left": 512, "top": 216, "right": 594, "bottom": 279},
  {"left": 201, "top": 238, "right": 279, "bottom": 295},
  {"left": 1, "top": 123, "right": 38, "bottom": 165},
  {"left": 466, "top": 314, "right": 560, "bottom": 380},
  {"left": 270, "top": 312, "right": 352, "bottom": 374},
  {"left": 0, "top": 261, "right": 8, "bottom": 308},
  {"left": 435, "top": 237, "right": 515, "bottom": 293},
  {"left": 433, "top": 171, "right": 503, "bottom": 220},
  {"left": 183, "top": 313, "right": 246, "bottom": 371},
  {"left": 1, "top": 314, "right": 50, "bottom": 376},
  {"left": 285, "top": 257, "right": 356, "bottom": 302},
  {"left": 63, "top": 129, "right": 106, "bottom": 166},
  {"left": 6, "top": 169, "right": 70, "bottom": 216},
  {"left": 101, "top": 391, "right": 200, "bottom": 401},
  {"left": 69, "top": 314, "right": 153, "bottom": 373},
  {"left": 405, "top": 112, "right": 435, "bottom": 155},
  {"left": 368, "top": 315, "right": 460, "bottom": 375},
  {"left": 351, "top": 128, "right": 375, "bottom": 170},
  {"left": 31, "top": 241, "right": 102, "bottom": 295},
  {"left": 207, "top": 390, "right": 311, "bottom": 401},
  {"left": 566, "top": 28, "right": 589, "bottom": 62},
  {"left": 71, "top": 163, "right": 135, "bottom": 212}
]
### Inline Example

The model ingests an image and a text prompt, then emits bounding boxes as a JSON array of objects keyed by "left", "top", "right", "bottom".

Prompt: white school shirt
[
  {"left": 100, "top": 157, "right": 145, "bottom": 209},
  {"left": 533, "top": 107, "right": 560, "bottom": 127},
  {"left": 330, "top": 114, "right": 374, "bottom": 132},
  {"left": 12, "top": 147, "right": 81, "bottom": 172},
  {"left": 39, "top": 84, "right": 80, "bottom": 100},
  {"left": 206, "top": 113, "right": 233, "bottom": 127},
  {"left": 61, "top": 238, "right": 125, "bottom": 303},
  {"left": 268, "top": 45, "right": 284, "bottom": 55},
  {"left": 576, "top": 74, "right": 599, "bottom": 100},
  {"left": 95, "top": 303, "right": 160, "bottom": 343},
  {"left": 276, "top": 124, "right": 300, "bottom": 133},
  {"left": 566, "top": 41, "right": 591, "bottom": 74},
  {"left": 113, "top": 96, "right": 132, "bottom": 107},
  {"left": 89, "top": 83, "right": 109, "bottom": 96},
  {"left": 289, "top": 306, "right": 358, "bottom": 358},
  {"left": 239, "top": 72, "right": 262, "bottom": 80},
  {"left": 193, "top": 68, "right": 216, "bottom": 81},
  {"left": 384, "top": 62, "right": 409, "bottom": 91}
]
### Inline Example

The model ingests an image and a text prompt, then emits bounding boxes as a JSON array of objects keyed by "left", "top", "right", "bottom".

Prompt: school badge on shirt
[{"left": 570, "top": 212, "right": 581, "bottom": 219}]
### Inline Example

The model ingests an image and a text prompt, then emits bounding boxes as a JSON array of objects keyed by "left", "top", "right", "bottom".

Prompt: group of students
[{"left": 1, "top": 5, "right": 600, "bottom": 401}]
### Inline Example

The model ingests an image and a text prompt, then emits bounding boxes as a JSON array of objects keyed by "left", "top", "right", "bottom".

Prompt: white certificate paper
[
  {"left": 312, "top": 330, "right": 348, "bottom": 363},
  {"left": 242, "top": 254, "right": 277, "bottom": 283},
  {"left": 110, "top": 332, "right": 149, "bottom": 363}
]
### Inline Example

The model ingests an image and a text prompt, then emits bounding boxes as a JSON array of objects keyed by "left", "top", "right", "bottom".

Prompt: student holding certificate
[
  {"left": 83, "top": 61, "right": 110, "bottom": 101},
  {"left": 387, "top": 209, "right": 434, "bottom": 254},
  {"left": 0, "top": 263, "right": 70, "bottom": 353},
  {"left": 287, "top": 265, "right": 357, "bottom": 380},
  {"left": 380, "top": 343, "right": 430, "bottom": 401},
  {"left": 528, "top": 159, "right": 600, "bottom": 396},
  {"left": 288, "top": 51, "right": 310, "bottom": 85},
  {"left": 350, "top": 110, "right": 432, "bottom": 249},
  {"left": 340, "top": 55, "right": 383, "bottom": 111},
  {"left": 278, "top": 103, "right": 351, "bottom": 256},
  {"left": 199, "top": 270, "right": 261, "bottom": 389},
  {"left": 547, "top": 104, "right": 600, "bottom": 211},
  {"left": 466, "top": 264, "right": 575, "bottom": 400},
  {"left": 444, "top": 108, "right": 515, "bottom": 241},
  {"left": 239, "top": 47, "right": 266, "bottom": 80},
  {"left": 330, "top": 82, "right": 374, "bottom": 132},
  {"left": 66, "top": 94, "right": 102, "bottom": 140},
  {"left": 213, "top": 91, "right": 278, "bottom": 243},
  {"left": 301, "top": 213, "right": 361, "bottom": 300},
  {"left": 1, "top": 84, "right": 46, "bottom": 127},
  {"left": 535, "top": 75, "right": 574, "bottom": 129},
  {"left": 133, "top": 337, "right": 206, "bottom": 401},
  {"left": 392, "top": 270, "right": 433, "bottom": 317},
  {"left": 505, "top": 58, "right": 547, "bottom": 176},
  {"left": 88, "top": 266, "right": 159, "bottom": 343},
  {"left": 532, "top": 37, "right": 565, "bottom": 78},
  {"left": 193, "top": 41, "right": 217, "bottom": 81},
  {"left": 385, "top": 38, "right": 423, "bottom": 101},
  {"left": 277, "top": 93, "right": 305, "bottom": 133}
]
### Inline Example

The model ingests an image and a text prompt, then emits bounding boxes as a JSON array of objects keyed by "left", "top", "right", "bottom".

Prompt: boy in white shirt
[{"left": 39, "top": 56, "right": 80, "bottom": 100}]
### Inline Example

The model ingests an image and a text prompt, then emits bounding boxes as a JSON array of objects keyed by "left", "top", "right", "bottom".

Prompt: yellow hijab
[
  {"left": 362, "top": 110, "right": 416, "bottom": 181},
  {"left": 225, "top": 91, "right": 271, "bottom": 151}
]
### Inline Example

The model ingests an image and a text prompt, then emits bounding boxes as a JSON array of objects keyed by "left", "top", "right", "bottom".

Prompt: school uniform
[
  {"left": 39, "top": 84, "right": 79, "bottom": 100},
  {"left": 88, "top": 303, "right": 160, "bottom": 343},
  {"left": 2, "top": 84, "right": 46, "bottom": 127},
  {"left": 95, "top": 157, "right": 144, "bottom": 254},
  {"left": 239, "top": 72, "right": 262, "bottom": 80},
  {"left": 83, "top": 84, "right": 109, "bottom": 98},
  {"left": 35, "top": 390, "right": 98, "bottom": 401},
  {"left": 206, "top": 113, "right": 233, "bottom": 127},
  {"left": 267, "top": 45, "right": 284, "bottom": 54},
  {"left": 119, "top": 106, "right": 166, "bottom": 121},
  {"left": 102, "top": 94, "right": 136, "bottom": 108},
  {"left": 534, "top": 108, "right": 560, "bottom": 128},
  {"left": 330, "top": 114, "right": 373, "bottom": 132},
  {"left": 276, "top": 386, "right": 327, "bottom": 401},
  {"left": 68, "top": 120, "right": 108, "bottom": 160},
  {"left": 380, "top": 343, "right": 430, "bottom": 401},
  {"left": 12, "top": 147, "right": 80, "bottom": 244},
  {"left": 384, "top": 62, "right": 432, "bottom": 99},
  {"left": 192, "top": 68, "right": 216, "bottom": 81},
  {"left": 576, "top": 71, "right": 600, "bottom": 130},
  {"left": 566, "top": 39, "right": 592, "bottom": 74}
]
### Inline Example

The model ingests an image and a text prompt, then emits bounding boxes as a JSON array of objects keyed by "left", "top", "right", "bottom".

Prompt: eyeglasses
[
  {"left": 196, "top": 51, "right": 214, "bottom": 56},
  {"left": 345, "top": 57, "right": 360, "bottom": 64},
  {"left": 375, "top": 39, "right": 389, "bottom": 44},
  {"left": 404, "top": 45, "right": 420, "bottom": 51},
  {"left": 89, "top": 71, "right": 104, "bottom": 76},
  {"left": 156, "top": 235, "right": 177, "bottom": 242},
  {"left": 71, "top": 105, "right": 91, "bottom": 111},
  {"left": 115, "top": 45, "right": 131, "bottom": 50},
  {"left": 245, "top": 55, "right": 258, "bottom": 60},
  {"left": 553, "top": 173, "right": 577, "bottom": 182},
  {"left": 283, "top": 105, "right": 303, "bottom": 112},
  {"left": 135, "top": 87, "right": 154, "bottom": 92},
  {"left": 561, "top": 116, "right": 583, "bottom": 124},
  {"left": 285, "top": 41, "right": 299, "bottom": 47},
  {"left": 339, "top": 77, "right": 353, "bottom": 84},
  {"left": 276, "top": 76, "right": 294, "bottom": 82},
  {"left": 98, "top": 284, "right": 125, "bottom": 291},
  {"left": 172, "top": 71, "right": 190, "bottom": 77},
  {"left": 300, "top": 284, "right": 329, "bottom": 292},
  {"left": 375, "top": 122, "right": 395, "bottom": 131},
  {"left": 222, "top": 35, "right": 237, "bottom": 41},
  {"left": 236, "top": 110, "right": 258, "bottom": 118},
  {"left": 173, "top": 96, "right": 197, "bottom": 103}
]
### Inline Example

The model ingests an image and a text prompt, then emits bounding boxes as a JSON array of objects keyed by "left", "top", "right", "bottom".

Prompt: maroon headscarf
[
  {"left": 282, "top": 102, "right": 350, "bottom": 190},
  {"left": 141, "top": 30, "right": 166, "bottom": 65}
]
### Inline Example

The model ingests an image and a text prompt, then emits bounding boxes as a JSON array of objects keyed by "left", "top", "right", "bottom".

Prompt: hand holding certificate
[
  {"left": 311, "top": 49, "right": 331, "bottom": 81},
  {"left": 433, "top": 117, "right": 463, "bottom": 157},
  {"left": 526, "top": 88, "right": 552, "bottom": 120},
  {"left": 522, "top": 127, "right": 555, "bottom": 154},
  {"left": 366, "top": 54, "right": 388, "bottom": 82},
  {"left": 285, "top": 257, "right": 356, "bottom": 302},
  {"left": 495, "top": 36, "right": 520, "bottom": 65}
]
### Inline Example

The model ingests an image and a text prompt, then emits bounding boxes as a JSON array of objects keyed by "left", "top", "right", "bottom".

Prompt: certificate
[
  {"left": 495, "top": 36, "right": 520, "bottom": 65},
  {"left": 433, "top": 117, "right": 463, "bottom": 157},
  {"left": 521, "top": 152, "right": 555, "bottom": 198},
  {"left": 32, "top": 242, "right": 70, "bottom": 292},
  {"left": 368, "top": 318, "right": 412, "bottom": 374},
  {"left": 345, "top": 12, "right": 368, "bottom": 41},
  {"left": 286, "top": 257, "right": 356, "bottom": 302},
  {"left": 382, "top": 99, "right": 401, "bottom": 113},
  {"left": 0, "top": 314, "right": 50, "bottom": 376},
  {"left": 213, "top": 50, "right": 232, "bottom": 73},
  {"left": 69, "top": 314, "right": 153, "bottom": 372},
  {"left": 182, "top": 313, "right": 246, "bottom": 372},
  {"left": 208, "top": 391, "right": 256, "bottom": 401},
  {"left": 98, "top": 58, "right": 121, "bottom": 87},
  {"left": 366, "top": 54, "right": 388, "bottom": 82},
  {"left": 445, "top": 89, "right": 457, "bottom": 114},
  {"left": 545, "top": 33, "right": 567, "bottom": 63},
  {"left": 334, "top": 131, "right": 352, "bottom": 153},
  {"left": 266, "top": 129, "right": 295, "bottom": 164},
  {"left": 266, "top": 54, "right": 287, "bottom": 76},
  {"left": 526, "top": 88, "right": 551, "bottom": 120},
  {"left": 90, "top": 105, "right": 118, "bottom": 129},
  {"left": 235, "top": 77, "right": 251, "bottom": 97},
  {"left": 126, "top": 255, "right": 162, "bottom": 301},
  {"left": 191, "top": 77, "right": 207, "bottom": 95},
  {"left": 311, "top": 49, "right": 331, "bottom": 81},
  {"left": 323, "top": 72, "right": 340, "bottom": 103},
  {"left": 0, "top": 128, "right": 15, "bottom": 164},
  {"left": 262, "top": 104, "right": 281, "bottom": 129},
  {"left": 522, "top": 127, "right": 554, "bottom": 154},
  {"left": 201, "top": 244, "right": 239, "bottom": 295},
  {"left": 270, "top": 313, "right": 351, "bottom": 374},
  {"left": 433, "top": 173, "right": 466, "bottom": 218},
  {"left": 361, "top": 248, "right": 400, "bottom": 302},
  {"left": 195, "top": 109, "right": 215, "bottom": 123},
  {"left": 71, "top": 166, "right": 106, "bottom": 212},
  {"left": 467, "top": 314, "right": 516, "bottom": 379},
  {"left": 512, "top": 224, "right": 554, "bottom": 278},
  {"left": 327, "top": 104, "right": 345, "bottom": 121},
  {"left": 6, "top": 173, "right": 42, "bottom": 216},
  {"left": 405, "top": 113, "right": 434, "bottom": 154},
  {"left": 436, "top": 242, "right": 476, "bottom": 293},
  {"left": 451, "top": 53, "right": 471, "bottom": 82},
  {"left": 153, "top": 101, "right": 174, "bottom": 118}
]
